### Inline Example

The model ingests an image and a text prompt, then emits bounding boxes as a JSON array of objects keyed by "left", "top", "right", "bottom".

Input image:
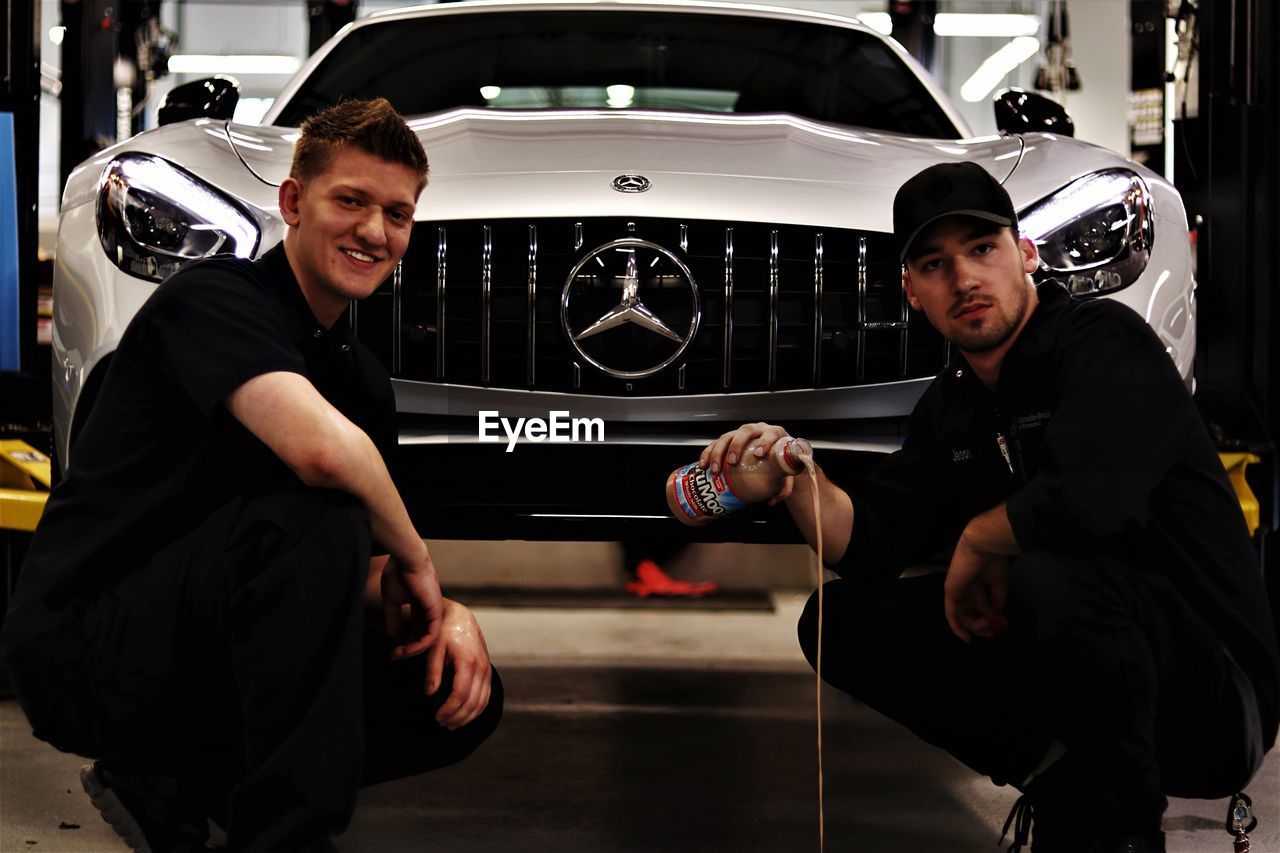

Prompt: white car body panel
[{"left": 53, "top": 0, "right": 1197, "bottom": 469}]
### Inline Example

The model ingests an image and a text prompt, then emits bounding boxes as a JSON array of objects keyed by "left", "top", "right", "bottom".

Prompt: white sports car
[{"left": 53, "top": 1, "right": 1194, "bottom": 540}]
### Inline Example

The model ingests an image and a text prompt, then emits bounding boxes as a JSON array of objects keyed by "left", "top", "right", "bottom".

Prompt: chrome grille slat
[
  {"left": 768, "top": 229, "right": 779, "bottom": 388},
  {"left": 481, "top": 224, "right": 492, "bottom": 384},
  {"left": 899, "top": 278, "right": 910, "bottom": 377},
  {"left": 392, "top": 260, "right": 403, "bottom": 374},
  {"left": 436, "top": 227, "right": 446, "bottom": 379},
  {"left": 813, "top": 232, "right": 823, "bottom": 384},
  {"left": 856, "top": 236, "right": 867, "bottom": 383},
  {"left": 527, "top": 224, "right": 537, "bottom": 386},
  {"left": 723, "top": 227, "right": 734, "bottom": 389}
]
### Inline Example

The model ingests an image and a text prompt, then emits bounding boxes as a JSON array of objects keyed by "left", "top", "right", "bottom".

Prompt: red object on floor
[{"left": 625, "top": 559, "right": 719, "bottom": 598}]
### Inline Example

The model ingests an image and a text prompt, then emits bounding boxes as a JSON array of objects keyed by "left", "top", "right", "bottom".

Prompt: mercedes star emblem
[
  {"left": 561, "top": 238, "right": 700, "bottom": 379},
  {"left": 611, "top": 174, "right": 651, "bottom": 193}
]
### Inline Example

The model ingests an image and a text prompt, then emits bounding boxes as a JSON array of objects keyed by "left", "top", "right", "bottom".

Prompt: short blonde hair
[{"left": 291, "top": 98, "right": 428, "bottom": 190}]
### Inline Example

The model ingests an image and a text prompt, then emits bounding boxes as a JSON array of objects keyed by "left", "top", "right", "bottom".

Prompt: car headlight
[
  {"left": 1018, "top": 169, "right": 1153, "bottom": 296},
  {"left": 97, "top": 154, "right": 260, "bottom": 283}
]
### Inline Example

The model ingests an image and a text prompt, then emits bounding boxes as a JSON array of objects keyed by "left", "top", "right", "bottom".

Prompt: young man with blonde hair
[{"left": 2, "top": 98, "right": 501, "bottom": 852}]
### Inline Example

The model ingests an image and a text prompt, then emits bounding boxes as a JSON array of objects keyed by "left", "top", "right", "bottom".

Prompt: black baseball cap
[{"left": 893, "top": 162, "right": 1018, "bottom": 263}]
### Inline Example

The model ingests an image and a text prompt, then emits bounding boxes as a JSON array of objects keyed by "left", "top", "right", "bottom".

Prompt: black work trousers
[
  {"left": 797, "top": 552, "right": 1265, "bottom": 838},
  {"left": 37, "top": 489, "right": 503, "bottom": 852}
]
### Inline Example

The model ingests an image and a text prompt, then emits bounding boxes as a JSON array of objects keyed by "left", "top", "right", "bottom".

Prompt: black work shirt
[
  {"left": 834, "top": 280, "right": 1280, "bottom": 733},
  {"left": 4, "top": 243, "right": 397, "bottom": 635}
]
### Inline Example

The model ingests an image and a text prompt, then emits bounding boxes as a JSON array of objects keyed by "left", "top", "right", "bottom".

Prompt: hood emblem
[
  {"left": 562, "top": 238, "right": 700, "bottom": 379},
  {"left": 612, "top": 174, "right": 651, "bottom": 193}
]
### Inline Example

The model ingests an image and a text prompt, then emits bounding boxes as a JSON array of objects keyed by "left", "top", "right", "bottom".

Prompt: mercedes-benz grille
[{"left": 349, "top": 218, "right": 949, "bottom": 395}]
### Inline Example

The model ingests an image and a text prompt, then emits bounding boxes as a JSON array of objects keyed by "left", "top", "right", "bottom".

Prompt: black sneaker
[
  {"left": 79, "top": 761, "right": 211, "bottom": 853},
  {"left": 1000, "top": 795, "right": 1166, "bottom": 853},
  {"left": 1000, "top": 792, "right": 1095, "bottom": 852}
]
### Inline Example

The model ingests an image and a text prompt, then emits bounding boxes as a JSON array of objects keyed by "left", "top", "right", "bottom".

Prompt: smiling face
[
  {"left": 902, "top": 216, "right": 1040, "bottom": 356},
  {"left": 280, "top": 145, "right": 421, "bottom": 326}
]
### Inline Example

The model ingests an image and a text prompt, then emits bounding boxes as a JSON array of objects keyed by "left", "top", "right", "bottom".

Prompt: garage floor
[{"left": 2, "top": 592, "right": 1276, "bottom": 853}]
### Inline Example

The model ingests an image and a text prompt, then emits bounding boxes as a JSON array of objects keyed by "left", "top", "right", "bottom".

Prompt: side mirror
[
  {"left": 158, "top": 76, "right": 241, "bottom": 126},
  {"left": 993, "top": 88, "right": 1075, "bottom": 137}
]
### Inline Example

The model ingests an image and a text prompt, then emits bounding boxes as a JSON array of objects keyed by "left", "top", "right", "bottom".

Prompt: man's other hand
[
  {"left": 381, "top": 548, "right": 444, "bottom": 659},
  {"left": 943, "top": 537, "right": 1011, "bottom": 643},
  {"left": 425, "top": 599, "right": 493, "bottom": 730}
]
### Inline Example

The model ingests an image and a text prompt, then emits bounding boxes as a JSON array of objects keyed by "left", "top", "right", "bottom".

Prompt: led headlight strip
[
  {"left": 1019, "top": 169, "right": 1154, "bottom": 296},
  {"left": 97, "top": 154, "right": 260, "bottom": 283}
]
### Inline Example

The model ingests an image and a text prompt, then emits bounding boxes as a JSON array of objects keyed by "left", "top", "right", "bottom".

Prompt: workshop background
[{"left": 2, "top": 1, "right": 1278, "bottom": 851}]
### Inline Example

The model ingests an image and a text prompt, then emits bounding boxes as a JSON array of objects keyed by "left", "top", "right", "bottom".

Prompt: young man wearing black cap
[{"left": 701, "top": 162, "right": 1278, "bottom": 851}]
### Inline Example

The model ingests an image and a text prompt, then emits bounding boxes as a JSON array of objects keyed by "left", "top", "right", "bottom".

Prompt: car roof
[{"left": 364, "top": 0, "right": 878, "bottom": 30}]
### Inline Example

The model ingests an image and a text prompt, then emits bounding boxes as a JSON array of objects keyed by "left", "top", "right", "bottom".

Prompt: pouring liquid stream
[
  {"left": 802, "top": 456, "right": 825, "bottom": 853},
  {"left": 664, "top": 437, "right": 825, "bottom": 849}
]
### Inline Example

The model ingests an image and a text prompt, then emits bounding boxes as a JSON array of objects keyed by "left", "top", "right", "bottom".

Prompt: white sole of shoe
[{"left": 79, "top": 762, "right": 153, "bottom": 853}]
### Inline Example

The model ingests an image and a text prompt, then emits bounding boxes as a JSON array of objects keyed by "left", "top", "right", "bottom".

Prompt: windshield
[{"left": 271, "top": 9, "right": 960, "bottom": 138}]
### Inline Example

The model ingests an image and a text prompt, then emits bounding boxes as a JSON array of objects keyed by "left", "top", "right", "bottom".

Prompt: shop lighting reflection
[
  {"left": 168, "top": 54, "right": 301, "bottom": 76},
  {"left": 960, "top": 37, "right": 1041, "bottom": 103},
  {"left": 606, "top": 85, "right": 635, "bottom": 109},
  {"left": 856, "top": 13, "right": 892, "bottom": 36},
  {"left": 934, "top": 14, "right": 1040, "bottom": 38}
]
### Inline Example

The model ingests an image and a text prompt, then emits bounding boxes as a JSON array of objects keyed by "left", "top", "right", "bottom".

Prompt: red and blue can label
[{"left": 672, "top": 463, "right": 748, "bottom": 522}]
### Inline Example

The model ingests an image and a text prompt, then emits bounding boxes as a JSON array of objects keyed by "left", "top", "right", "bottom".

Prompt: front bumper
[{"left": 395, "top": 413, "right": 905, "bottom": 541}]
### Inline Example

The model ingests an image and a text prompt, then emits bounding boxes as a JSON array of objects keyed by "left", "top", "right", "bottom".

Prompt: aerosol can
[{"left": 667, "top": 437, "right": 813, "bottom": 525}]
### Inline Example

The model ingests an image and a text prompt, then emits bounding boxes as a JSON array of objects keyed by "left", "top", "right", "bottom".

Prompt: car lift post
[{"left": 1176, "top": 0, "right": 1280, "bottom": 598}]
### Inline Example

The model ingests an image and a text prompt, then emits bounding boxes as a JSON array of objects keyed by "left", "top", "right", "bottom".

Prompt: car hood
[{"left": 226, "top": 109, "right": 1028, "bottom": 231}]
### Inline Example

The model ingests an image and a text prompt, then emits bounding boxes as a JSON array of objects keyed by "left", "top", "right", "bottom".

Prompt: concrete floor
[{"left": 1, "top": 592, "right": 1276, "bottom": 852}]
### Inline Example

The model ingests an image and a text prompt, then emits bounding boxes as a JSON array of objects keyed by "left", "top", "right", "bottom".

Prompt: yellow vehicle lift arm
[{"left": 0, "top": 440, "right": 51, "bottom": 533}]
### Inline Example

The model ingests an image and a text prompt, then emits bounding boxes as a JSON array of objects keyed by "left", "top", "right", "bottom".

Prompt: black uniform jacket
[
  {"left": 833, "top": 280, "right": 1280, "bottom": 742},
  {"left": 0, "top": 244, "right": 397, "bottom": 718}
]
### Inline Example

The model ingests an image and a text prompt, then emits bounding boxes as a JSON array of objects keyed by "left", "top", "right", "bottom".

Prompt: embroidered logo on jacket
[{"left": 1014, "top": 411, "right": 1053, "bottom": 431}]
